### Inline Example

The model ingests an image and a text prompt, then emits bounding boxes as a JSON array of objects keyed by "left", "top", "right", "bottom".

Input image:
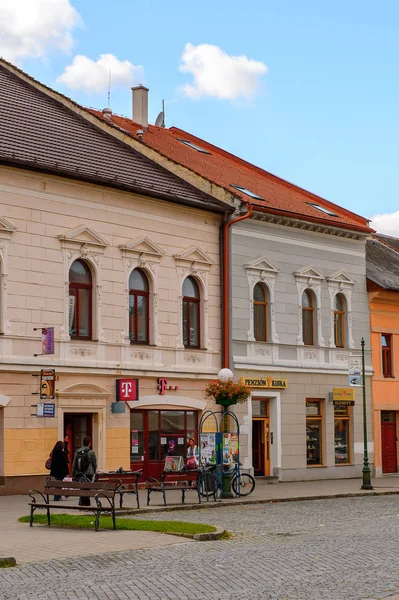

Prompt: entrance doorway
[
  {"left": 64, "top": 413, "right": 93, "bottom": 475},
  {"left": 252, "top": 397, "right": 270, "bottom": 476},
  {"left": 381, "top": 411, "right": 397, "bottom": 474},
  {"left": 130, "top": 409, "right": 198, "bottom": 479}
]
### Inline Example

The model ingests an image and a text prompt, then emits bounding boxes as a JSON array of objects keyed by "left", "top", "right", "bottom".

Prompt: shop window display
[
  {"left": 334, "top": 404, "right": 351, "bottom": 464},
  {"left": 306, "top": 399, "right": 323, "bottom": 465}
]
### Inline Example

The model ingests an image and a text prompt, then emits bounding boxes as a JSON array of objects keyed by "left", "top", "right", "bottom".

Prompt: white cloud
[
  {"left": 371, "top": 211, "right": 399, "bottom": 236},
  {"left": 0, "top": 0, "right": 81, "bottom": 63},
  {"left": 179, "top": 43, "right": 267, "bottom": 100},
  {"left": 57, "top": 53, "right": 144, "bottom": 93}
]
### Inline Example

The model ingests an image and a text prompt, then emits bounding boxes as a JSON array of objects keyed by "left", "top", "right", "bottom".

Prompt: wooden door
[
  {"left": 252, "top": 418, "right": 270, "bottom": 476},
  {"left": 382, "top": 420, "right": 397, "bottom": 473},
  {"left": 64, "top": 413, "right": 93, "bottom": 475}
]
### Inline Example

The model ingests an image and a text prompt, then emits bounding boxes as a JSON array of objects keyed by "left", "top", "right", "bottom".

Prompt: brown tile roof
[
  {"left": 0, "top": 61, "right": 229, "bottom": 213},
  {"left": 366, "top": 237, "right": 399, "bottom": 291},
  {"left": 88, "top": 110, "right": 373, "bottom": 234}
]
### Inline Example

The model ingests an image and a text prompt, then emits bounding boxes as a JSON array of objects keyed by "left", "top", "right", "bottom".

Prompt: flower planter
[{"left": 215, "top": 396, "right": 237, "bottom": 407}]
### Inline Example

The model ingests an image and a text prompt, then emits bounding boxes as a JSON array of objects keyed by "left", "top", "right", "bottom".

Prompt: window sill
[{"left": 306, "top": 464, "right": 326, "bottom": 468}]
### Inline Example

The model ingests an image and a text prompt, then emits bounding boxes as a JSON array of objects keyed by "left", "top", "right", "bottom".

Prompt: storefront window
[
  {"left": 334, "top": 403, "right": 351, "bottom": 464},
  {"left": 306, "top": 399, "right": 323, "bottom": 466},
  {"left": 130, "top": 411, "right": 144, "bottom": 466}
]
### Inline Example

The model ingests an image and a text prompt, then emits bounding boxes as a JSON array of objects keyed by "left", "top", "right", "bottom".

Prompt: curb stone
[{"left": 117, "top": 489, "right": 399, "bottom": 517}]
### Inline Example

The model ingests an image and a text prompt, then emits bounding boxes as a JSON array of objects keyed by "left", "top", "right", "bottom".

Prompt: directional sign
[{"left": 348, "top": 374, "right": 362, "bottom": 387}]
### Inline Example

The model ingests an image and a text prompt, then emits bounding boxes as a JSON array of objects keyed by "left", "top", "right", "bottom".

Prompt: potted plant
[{"left": 203, "top": 378, "right": 251, "bottom": 407}]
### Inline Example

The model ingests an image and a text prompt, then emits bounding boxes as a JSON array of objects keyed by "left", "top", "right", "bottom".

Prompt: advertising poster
[
  {"left": 223, "top": 433, "right": 231, "bottom": 464},
  {"left": 230, "top": 433, "right": 239, "bottom": 463},
  {"left": 40, "top": 369, "right": 55, "bottom": 399},
  {"left": 41, "top": 327, "right": 54, "bottom": 355},
  {"left": 200, "top": 433, "right": 216, "bottom": 464}
]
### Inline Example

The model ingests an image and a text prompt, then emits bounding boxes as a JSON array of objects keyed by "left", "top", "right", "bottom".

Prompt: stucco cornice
[{"left": 252, "top": 210, "right": 370, "bottom": 240}]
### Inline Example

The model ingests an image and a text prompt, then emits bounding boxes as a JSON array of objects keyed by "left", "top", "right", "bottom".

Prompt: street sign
[
  {"left": 37, "top": 403, "right": 55, "bottom": 417},
  {"left": 348, "top": 374, "right": 362, "bottom": 387}
]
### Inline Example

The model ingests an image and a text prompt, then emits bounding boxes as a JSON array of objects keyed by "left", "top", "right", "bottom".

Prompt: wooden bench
[
  {"left": 28, "top": 478, "right": 120, "bottom": 532},
  {"left": 146, "top": 469, "right": 201, "bottom": 506},
  {"left": 96, "top": 468, "right": 143, "bottom": 509}
]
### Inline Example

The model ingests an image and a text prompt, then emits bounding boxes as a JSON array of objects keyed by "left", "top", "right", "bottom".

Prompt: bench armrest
[{"left": 28, "top": 489, "right": 48, "bottom": 504}]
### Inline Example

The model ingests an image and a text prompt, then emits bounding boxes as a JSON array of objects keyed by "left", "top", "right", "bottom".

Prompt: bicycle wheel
[{"left": 231, "top": 473, "right": 255, "bottom": 496}]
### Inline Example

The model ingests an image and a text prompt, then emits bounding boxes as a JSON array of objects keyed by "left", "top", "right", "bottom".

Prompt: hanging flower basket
[{"left": 203, "top": 379, "right": 250, "bottom": 408}]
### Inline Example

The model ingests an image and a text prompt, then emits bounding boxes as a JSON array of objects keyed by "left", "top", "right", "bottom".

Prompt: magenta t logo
[
  {"left": 158, "top": 378, "right": 168, "bottom": 395},
  {"left": 121, "top": 381, "right": 133, "bottom": 398}
]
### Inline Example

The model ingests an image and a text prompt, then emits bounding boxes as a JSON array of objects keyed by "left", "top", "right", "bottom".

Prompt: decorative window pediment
[
  {"left": 294, "top": 265, "right": 325, "bottom": 283},
  {"left": 174, "top": 246, "right": 214, "bottom": 269},
  {"left": 0, "top": 217, "right": 16, "bottom": 237},
  {"left": 327, "top": 270, "right": 355, "bottom": 288},
  {"left": 119, "top": 236, "right": 165, "bottom": 262},
  {"left": 58, "top": 225, "right": 109, "bottom": 248},
  {"left": 245, "top": 256, "right": 279, "bottom": 280}
]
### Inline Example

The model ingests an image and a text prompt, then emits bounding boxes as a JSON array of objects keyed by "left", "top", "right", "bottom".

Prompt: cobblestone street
[{"left": 2, "top": 495, "right": 399, "bottom": 600}]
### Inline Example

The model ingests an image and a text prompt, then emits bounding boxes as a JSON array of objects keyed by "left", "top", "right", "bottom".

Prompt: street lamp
[
  {"left": 361, "top": 337, "right": 373, "bottom": 490},
  {"left": 218, "top": 368, "right": 234, "bottom": 382}
]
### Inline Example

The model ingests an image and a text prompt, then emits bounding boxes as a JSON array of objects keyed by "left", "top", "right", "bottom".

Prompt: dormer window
[{"left": 230, "top": 185, "right": 263, "bottom": 200}]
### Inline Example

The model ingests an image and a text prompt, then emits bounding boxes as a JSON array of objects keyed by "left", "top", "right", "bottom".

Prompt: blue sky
[{"left": 2, "top": 0, "right": 399, "bottom": 232}]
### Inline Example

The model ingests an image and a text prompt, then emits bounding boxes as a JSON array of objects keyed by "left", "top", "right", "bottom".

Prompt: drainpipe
[{"left": 222, "top": 202, "right": 253, "bottom": 369}]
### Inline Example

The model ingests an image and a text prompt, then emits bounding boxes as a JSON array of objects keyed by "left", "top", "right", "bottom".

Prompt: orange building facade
[{"left": 367, "top": 236, "right": 399, "bottom": 476}]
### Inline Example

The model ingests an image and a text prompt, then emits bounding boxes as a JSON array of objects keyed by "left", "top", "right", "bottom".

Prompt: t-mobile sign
[{"left": 116, "top": 379, "right": 139, "bottom": 401}]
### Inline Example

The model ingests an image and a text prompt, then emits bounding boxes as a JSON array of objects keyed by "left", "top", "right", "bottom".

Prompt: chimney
[
  {"left": 102, "top": 107, "right": 112, "bottom": 121},
  {"left": 132, "top": 85, "right": 149, "bottom": 128}
]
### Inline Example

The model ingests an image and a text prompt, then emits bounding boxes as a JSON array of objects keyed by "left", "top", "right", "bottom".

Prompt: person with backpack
[{"left": 72, "top": 435, "right": 97, "bottom": 506}]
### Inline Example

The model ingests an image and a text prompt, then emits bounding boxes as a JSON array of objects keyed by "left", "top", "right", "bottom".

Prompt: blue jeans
[{"left": 54, "top": 476, "right": 63, "bottom": 500}]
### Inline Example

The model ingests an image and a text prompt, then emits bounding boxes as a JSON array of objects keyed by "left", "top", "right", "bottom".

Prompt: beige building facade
[{"left": 0, "top": 165, "right": 225, "bottom": 493}]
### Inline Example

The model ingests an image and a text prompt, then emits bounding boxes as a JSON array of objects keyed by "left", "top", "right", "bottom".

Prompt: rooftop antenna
[
  {"left": 107, "top": 68, "right": 112, "bottom": 108},
  {"left": 155, "top": 99, "right": 165, "bottom": 128}
]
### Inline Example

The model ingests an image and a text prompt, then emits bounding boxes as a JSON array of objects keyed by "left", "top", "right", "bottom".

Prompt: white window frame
[
  {"left": 174, "top": 246, "right": 214, "bottom": 350},
  {"left": 294, "top": 266, "right": 325, "bottom": 346},
  {"left": 0, "top": 217, "right": 16, "bottom": 335},
  {"left": 245, "top": 257, "right": 279, "bottom": 343},
  {"left": 120, "top": 237, "right": 165, "bottom": 347},
  {"left": 327, "top": 270, "right": 355, "bottom": 349},
  {"left": 58, "top": 225, "right": 108, "bottom": 342}
]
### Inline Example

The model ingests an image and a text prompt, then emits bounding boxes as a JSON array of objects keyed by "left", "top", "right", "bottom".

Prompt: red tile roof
[{"left": 88, "top": 109, "right": 373, "bottom": 234}]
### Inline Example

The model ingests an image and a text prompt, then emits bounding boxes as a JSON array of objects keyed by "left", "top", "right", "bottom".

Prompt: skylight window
[
  {"left": 306, "top": 202, "right": 338, "bottom": 217},
  {"left": 230, "top": 184, "right": 264, "bottom": 200},
  {"left": 177, "top": 139, "right": 210, "bottom": 154}
]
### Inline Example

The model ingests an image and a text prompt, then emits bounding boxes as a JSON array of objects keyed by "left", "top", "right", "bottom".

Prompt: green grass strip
[{"left": 19, "top": 514, "right": 216, "bottom": 534}]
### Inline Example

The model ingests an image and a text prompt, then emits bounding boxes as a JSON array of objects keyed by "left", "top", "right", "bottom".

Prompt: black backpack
[{"left": 76, "top": 447, "right": 90, "bottom": 474}]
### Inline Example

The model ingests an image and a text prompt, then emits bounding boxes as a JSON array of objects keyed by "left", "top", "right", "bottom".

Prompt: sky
[{"left": 1, "top": 0, "right": 398, "bottom": 234}]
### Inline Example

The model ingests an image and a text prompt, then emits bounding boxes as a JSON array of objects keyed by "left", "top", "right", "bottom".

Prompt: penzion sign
[{"left": 116, "top": 379, "right": 139, "bottom": 401}]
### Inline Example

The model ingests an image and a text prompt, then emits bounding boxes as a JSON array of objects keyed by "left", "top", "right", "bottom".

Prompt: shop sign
[
  {"left": 116, "top": 379, "right": 139, "bottom": 401},
  {"left": 157, "top": 378, "right": 179, "bottom": 395},
  {"left": 40, "top": 369, "right": 55, "bottom": 399},
  {"left": 332, "top": 388, "right": 354, "bottom": 402},
  {"left": 240, "top": 378, "right": 288, "bottom": 389},
  {"left": 333, "top": 399, "right": 355, "bottom": 407},
  {"left": 37, "top": 402, "right": 55, "bottom": 417}
]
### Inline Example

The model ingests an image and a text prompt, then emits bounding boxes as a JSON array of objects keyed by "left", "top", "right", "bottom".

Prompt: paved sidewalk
[
  {"left": 125, "top": 473, "right": 399, "bottom": 513},
  {"left": 2, "top": 475, "right": 399, "bottom": 566}
]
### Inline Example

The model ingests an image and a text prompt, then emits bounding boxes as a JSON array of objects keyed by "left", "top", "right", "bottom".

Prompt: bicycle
[{"left": 198, "top": 462, "right": 255, "bottom": 498}]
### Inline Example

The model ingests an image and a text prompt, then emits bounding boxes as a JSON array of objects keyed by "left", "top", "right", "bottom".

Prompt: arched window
[
  {"left": 334, "top": 294, "right": 345, "bottom": 348},
  {"left": 254, "top": 283, "right": 268, "bottom": 342},
  {"left": 129, "top": 269, "right": 149, "bottom": 344},
  {"left": 69, "top": 260, "right": 92, "bottom": 339},
  {"left": 302, "top": 289, "right": 315, "bottom": 346},
  {"left": 183, "top": 276, "right": 200, "bottom": 348}
]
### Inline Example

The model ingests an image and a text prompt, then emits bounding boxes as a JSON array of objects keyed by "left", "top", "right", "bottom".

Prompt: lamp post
[
  {"left": 361, "top": 337, "right": 373, "bottom": 490},
  {"left": 217, "top": 368, "right": 234, "bottom": 499}
]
